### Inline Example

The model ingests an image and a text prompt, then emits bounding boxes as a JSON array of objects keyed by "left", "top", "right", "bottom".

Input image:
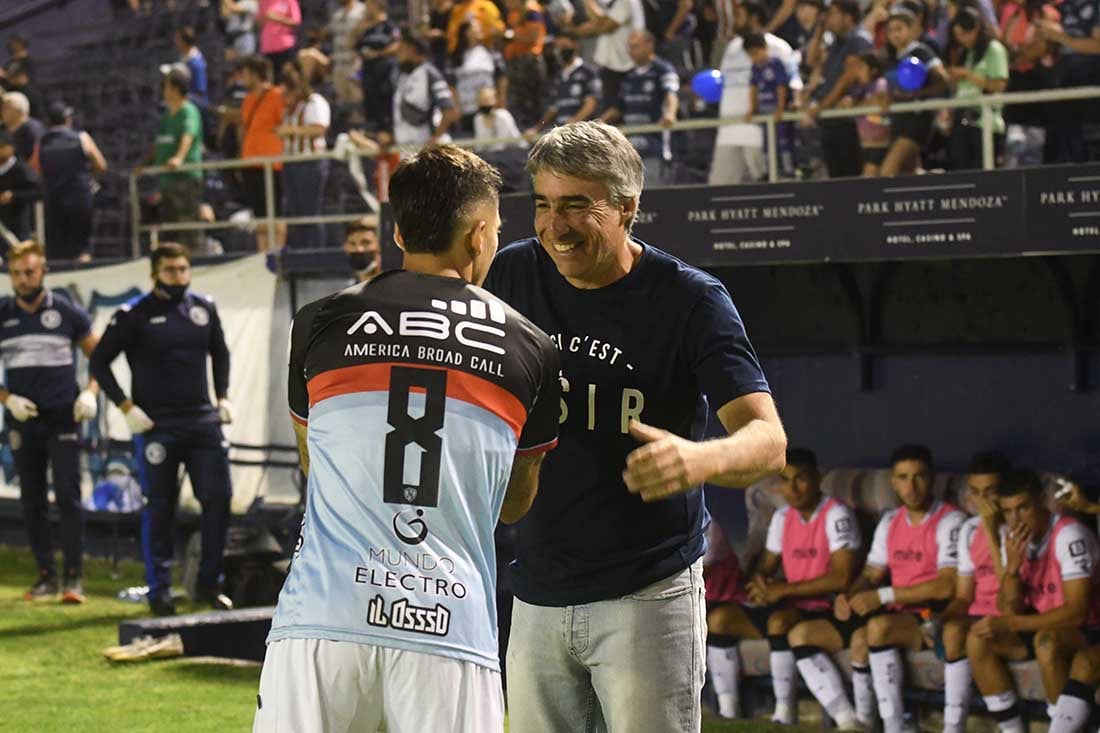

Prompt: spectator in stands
[
  {"left": 356, "top": 0, "right": 401, "bottom": 135},
  {"left": 141, "top": 64, "right": 204, "bottom": 249},
  {"left": 221, "top": 0, "right": 259, "bottom": 60},
  {"left": 1, "top": 91, "right": 44, "bottom": 166},
  {"left": 837, "top": 444, "right": 965, "bottom": 730},
  {"left": 999, "top": 0, "right": 1058, "bottom": 166},
  {"left": 173, "top": 27, "right": 209, "bottom": 108},
  {"left": 524, "top": 35, "right": 601, "bottom": 138},
  {"left": 1, "top": 37, "right": 37, "bottom": 117},
  {"left": 600, "top": 30, "right": 678, "bottom": 185},
  {"left": 646, "top": 0, "right": 695, "bottom": 74},
  {"left": 880, "top": 7, "right": 948, "bottom": 176},
  {"left": 745, "top": 33, "right": 793, "bottom": 175},
  {"left": 258, "top": 0, "right": 301, "bottom": 80},
  {"left": 424, "top": 0, "right": 455, "bottom": 69},
  {"left": 38, "top": 101, "right": 106, "bottom": 263},
  {"left": 968, "top": 469, "right": 1100, "bottom": 733},
  {"left": 844, "top": 50, "right": 891, "bottom": 176},
  {"left": 788, "top": 0, "right": 824, "bottom": 51},
  {"left": 238, "top": 55, "right": 285, "bottom": 251},
  {"left": 293, "top": 27, "right": 331, "bottom": 87},
  {"left": 390, "top": 29, "right": 460, "bottom": 147},
  {"left": 0, "top": 132, "right": 40, "bottom": 245},
  {"left": 327, "top": 0, "right": 366, "bottom": 110},
  {"left": 803, "top": 0, "right": 873, "bottom": 179},
  {"left": 503, "top": 0, "right": 548, "bottom": 129},
  {"left": 474, "top": 86, "right": 525, "bottom": 149},
  {"left": 343, "top": 216, "right": 381, "bottom": 282},
  {"left": 936, "top": 451, "right": 1011, "bottom": 733},
  {"left": 450, "top": 21, "right": 507, "bottom": 135},
  {"left": 446, "top": 0, "right": 505, "bottom": 53},
  {"left": 278, "top": 66, "right": 330, "bottom": 249},
  {"left": 565, "top": 0, "right": 646, "bottom": 112},
  {"left": 1035, "top": 1, "right": 1100, "bottom": 163},
  {"left": 947, "top": 8, "right": 1008, "bottom": 169}
]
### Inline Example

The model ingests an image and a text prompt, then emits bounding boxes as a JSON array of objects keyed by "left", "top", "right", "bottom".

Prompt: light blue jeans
[{"left": 506, "top": 560, "right": 706, "bottom": 733}]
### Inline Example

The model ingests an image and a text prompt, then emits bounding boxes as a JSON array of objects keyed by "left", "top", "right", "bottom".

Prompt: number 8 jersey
[{"left": 271, "top": 270, "right": 561, "bottom": 672}]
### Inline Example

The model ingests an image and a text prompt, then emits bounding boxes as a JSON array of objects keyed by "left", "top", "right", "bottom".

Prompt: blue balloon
[
  {"left": 896, "top": 55, "right": 927, "bottom": 92},
  {"left": 691, "top": 69, "right": 724, "bottom": 104}
]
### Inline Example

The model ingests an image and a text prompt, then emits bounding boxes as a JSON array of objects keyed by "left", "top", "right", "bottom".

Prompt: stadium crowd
[{"left": 1, "top": 0, "right": 1098, "bottom": 259}]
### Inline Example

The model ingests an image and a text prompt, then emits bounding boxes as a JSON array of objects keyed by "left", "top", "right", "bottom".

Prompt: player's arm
[
  {"left": 287, "top": 299, "right": 323, "bottom": 476},
  {"left": 841, "top": 563, "right": 889, "bottom": 619},
  {"left": 891, "top": 566, "right": 957, "bottom": 606},
  {"left": 770, "top": 548, "right": 859, "bottom": 602},
  {"left": 751, "top": 549, "right": 781, "bottom": 581},
  {"left": 292, "top": 420, "right": 309, "bottom": 477},
  {"left": 942, "top": 574, "right": 977, "bottom": 621},
  {"left": 571, "top": 94, "right": 599, "bottom": 124},
  {"left": 88, "top": 308, "right": 135, "bottom": 409},
  {"left": 77, "top": 328, "right": 100, "bottom": 394},
  {"left": 500, "top": 452, "right": 545, "bottom": 524},
  {"left": 207, "top": 300, "right": 231, "bottom": 401},
  {"left": 997, "top": 523, "right": 1028, "bottom": 614},
  {"left": 1004, "top": 577, "right": 1090, "bottom": 632}
]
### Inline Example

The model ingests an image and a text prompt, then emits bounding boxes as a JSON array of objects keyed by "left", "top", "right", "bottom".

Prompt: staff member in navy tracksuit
[
  {"left": 89, "top": 243, "right": 235, "bottom": 616},
  {"left": 0, "top": 240, "right": 100, "bottom": 604}
]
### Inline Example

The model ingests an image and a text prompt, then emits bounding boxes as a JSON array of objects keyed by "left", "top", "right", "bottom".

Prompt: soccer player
[
  {"left": 89, "top": 243, "right": 234, "bottom": 616},
  {"left": 936, "top": 451, "right": 1011, "bottom": 733},
  {"left": 968, "top": 469, "right": 1100, "bottom": 733},
  {"left": 746, "top": 448, "right": 861, "bottom": 727},
  {"left": 1, "top": 240, "right": 99, "bottom": 603},
  {"left": 255, "top": 145, "right": 560, "bottom": 732},
  {"left": 835, "top": 444, "right": 965, "bottom": 733},
  {"left": 483, "top": 121, "right": 787, "bottom": 732}
]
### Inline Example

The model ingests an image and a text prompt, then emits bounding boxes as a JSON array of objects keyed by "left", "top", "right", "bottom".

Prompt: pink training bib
[
  {"left": 886, "top": 502, "right": 960, "bottom": 612},
  {"left": 1020, "top": 515, "right": 1100, "bottom": 625},
  {"left": 968, "top": 524, "right": 1000, "bottom": 617},
  {"left": 781, "top": 497, "right": 843, "bottom": 611}
]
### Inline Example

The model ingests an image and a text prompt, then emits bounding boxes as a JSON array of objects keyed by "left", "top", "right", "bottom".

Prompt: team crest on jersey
[
  {"left": 570, "top": 83, "right": 582, "bottom": 96},
  {"left": 40, "top": 309, "right": 62, "bottom": 330},
  {"left": 644, "top": 80, "right": 655, "bottom": 92},
  {"left": 189, "top": 306, "right": 209, "bottom": 327},
  {"left": 403, "top": 486, "right": 418, "bottom": 503},
  {"left": 145, "top": 442, "right": 167, "bottom": 465},
  {"left": 8, "top": 430, "right": 20, "bottom": 451}
]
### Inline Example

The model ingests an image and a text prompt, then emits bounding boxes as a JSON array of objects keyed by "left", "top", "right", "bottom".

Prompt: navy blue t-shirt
[
  {"left": 619, "top": 57, "right": 679, "bottom": 157},
  {"left": 483, "top": 239, "right": 771, "bottom": 606},
  {"left": 551, "top": 61, "right": 602, "bottom": 126},
  {"left": 89, "top": 291, "right": 229, "bottom": 426},
  {"left": 751, "top": 57, "right": 789, "bottom": 113},
  {"left": 0, "top": 290, "right": 91, "bottom": 410}
]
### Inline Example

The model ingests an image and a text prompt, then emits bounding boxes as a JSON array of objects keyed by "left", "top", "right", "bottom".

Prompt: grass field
[{"left": 0, "top": 545, "right": 811, "bottom": 732}]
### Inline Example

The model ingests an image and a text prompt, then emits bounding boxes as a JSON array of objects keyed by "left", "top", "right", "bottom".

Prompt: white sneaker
[{"left": 771, "top": 703, "right": 795, "bottom": 725}]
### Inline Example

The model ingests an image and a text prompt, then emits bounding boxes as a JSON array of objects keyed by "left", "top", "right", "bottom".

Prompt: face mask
[
  {"left": 16, "top": 286, "right": 42, "bottom": 304},
  {"left": 557, "top": 48, "right": 576, "bottom": 64},
  {"left": 157, "top": 281, "right": 188, "bottom": 301},
  {"left": 347, "top": 251, "right": 376, "bottom": 273},
  {"left": 477, "top": 105, "right": 494, "bottom": 116},
  {"left": 398, "top": 60, "right": 419, "bottom": 73}
]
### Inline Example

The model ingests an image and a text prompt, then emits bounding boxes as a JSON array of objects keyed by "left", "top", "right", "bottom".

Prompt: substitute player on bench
[
  {"left": 745, "top": 448, "right": 861, "bottom": 727},
  {"left": 935, "top": 451, "right": 1011, "bottom": 733},
  {"left": 256, "top": 145, "right": 560, "bottom": 732},
  {"left": 835, "top": 444, "right": 965, "bottom": 733},
  {"left": 969, "top": 469, "right": 1100, "bottom": 733}
]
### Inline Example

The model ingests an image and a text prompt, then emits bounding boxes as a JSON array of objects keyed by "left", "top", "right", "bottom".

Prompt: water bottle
[{"left": 920, "top": 608, "right": 946, "bottom": 661}]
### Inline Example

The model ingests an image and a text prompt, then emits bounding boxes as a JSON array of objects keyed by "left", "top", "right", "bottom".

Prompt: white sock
[
  {"left": 869, "top": 647, "right": 906, "bottom": 731},
  {"left": 770, "top": 649, "right": 796, "bottom": 722},
  {"left": 983, "top": 690, "right": 1026, "bottom": 733},
  {"left": 795, "top": 649, "right": 856, "bottom": 725},
  {"left": 944, "top": 658, "right": 972, "bottom": 732},
  {"left": 1049, "top": 684, "right": 1095, "bottom": 733},
  {"left": 707, "top": 643, "right": 741, "bottom": 718},
  {"left": 852, "top": 664, "right": 876, "bottom": 725}
]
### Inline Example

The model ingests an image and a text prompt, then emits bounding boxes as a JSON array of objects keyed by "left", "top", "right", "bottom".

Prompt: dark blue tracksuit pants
[{"left": 133, "top": 420, "right": 231, "bottom": 601}]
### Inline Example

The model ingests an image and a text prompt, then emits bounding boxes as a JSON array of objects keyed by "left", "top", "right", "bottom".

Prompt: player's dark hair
[
  {"left": 742, "top": 0, "right": 769, "bottom": 25},
  {"left": 832, "top": 0, "right": 862, "bottom": 21},
  {"left": 968, "top": 451, "right": 1011, "bottom": 478},
  {"left": 345, "top": 217, "right": 378, "bottom": 238},
  {"left": 389, "top": 145, "right": 502, "bottom": 255},
  {"left": 743, "top": 32, "right": 767, "bottom": 51},
  {"left": 398, "top": 26, "right": 428, "bottom": 56},
  {"left": 890, "top": 443, "right": 933, "bottom": 472},
  {"left": 239, "top": 54, "right": 272, "bottom": 82},
  {"left": 150, "top": 242, "right": 192, "bottom": 273},
  {"left": 786, "top": 448, "right": 818, "bottom": 472},
  {"left": 177, "top": 26, "right": 196, "bottom": 47},
  {"left": 997, "top": 468, "right": 1042, "bottom": 498}
]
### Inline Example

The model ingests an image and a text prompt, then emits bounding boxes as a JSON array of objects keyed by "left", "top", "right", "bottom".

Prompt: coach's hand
[
  {"left": 4, "top": 393, "right": 38, "bottom": 422},
  {"left": 623, "top": 420, "right": 711, "bottom": 502},
  {"left": 121, "top": 401, "right": 155, "bottom": 434},
  {"left": 849, "top": 590, "right": 883, "bottom": 617},
  {"left": 218, "top": 398, "right": 235, "bottom": 425},
  {"left": 73, "top": 389, "right": 98, "bottom": 422}
]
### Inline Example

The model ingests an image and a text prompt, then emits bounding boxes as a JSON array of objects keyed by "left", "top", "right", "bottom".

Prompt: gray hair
[
  {"left": 527, "top": 121, "right": 645, "bottom": 230},
  {"left": 2, "top": 92, "right": 28, "bottom": 116}
]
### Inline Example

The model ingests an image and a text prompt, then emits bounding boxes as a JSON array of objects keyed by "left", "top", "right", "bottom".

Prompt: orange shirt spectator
[
  {"left": 504, "top": 0, "right": 547, "bottom": 60},
  {"left": 447, "top": 0, "right": 504, "bottom": 53},
  {"left": 999, "top": 1, "right": 1061, "bottom": 72},
  {"left": 241, "top": 84, "right": 286, "bottom": 168}
]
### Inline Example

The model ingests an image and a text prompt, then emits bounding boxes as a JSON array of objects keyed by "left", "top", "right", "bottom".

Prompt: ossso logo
[{"left": 393, "top": 509, "right": 429, "bottom": 545}]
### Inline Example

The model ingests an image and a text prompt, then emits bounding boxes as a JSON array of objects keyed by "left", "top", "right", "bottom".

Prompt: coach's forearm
[{"left": 702, "top": 418, "right": 787, "bottom": 488}]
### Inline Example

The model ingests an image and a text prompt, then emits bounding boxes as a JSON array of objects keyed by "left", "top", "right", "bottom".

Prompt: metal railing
[{"left": 130, "top": 85, "right": 1100, "bottom": 258}]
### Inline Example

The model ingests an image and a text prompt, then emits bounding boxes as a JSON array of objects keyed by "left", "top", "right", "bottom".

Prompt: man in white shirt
[
  {"left": 710, "top": 0, "right": 802, "bottom": 185},
  {"left": 565, "top": 0, "right": 644, "bottom": 111}
]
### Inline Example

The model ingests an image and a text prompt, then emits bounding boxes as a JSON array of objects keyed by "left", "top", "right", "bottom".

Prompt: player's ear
[
  {"left": 393, "top": 224, "right": 407, "bottom": 252},
  {"left": 466, "top": 219, "right": 487, "bottom": 258}
]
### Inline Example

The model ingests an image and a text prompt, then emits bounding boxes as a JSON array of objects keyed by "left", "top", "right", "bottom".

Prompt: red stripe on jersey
[
  {"left": 307, "top": 362, "right": 526, "bottom": 439},
  {"left": 516, "top": 437, "right": 558, "bottom": 456}
]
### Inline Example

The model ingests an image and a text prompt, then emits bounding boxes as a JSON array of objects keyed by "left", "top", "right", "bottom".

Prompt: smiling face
[{"left": 532, "top": 171, "right": 634, "bottom": 289}]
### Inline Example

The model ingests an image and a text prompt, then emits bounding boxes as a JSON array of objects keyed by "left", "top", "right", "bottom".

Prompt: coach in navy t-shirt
[{"left": 483, "top": 121, "right": 787, "bottom": 733}]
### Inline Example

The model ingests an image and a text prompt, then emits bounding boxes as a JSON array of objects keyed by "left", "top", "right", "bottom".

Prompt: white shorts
[{"left": 253, "top": 638, "right": 504, "bottom": 733}]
